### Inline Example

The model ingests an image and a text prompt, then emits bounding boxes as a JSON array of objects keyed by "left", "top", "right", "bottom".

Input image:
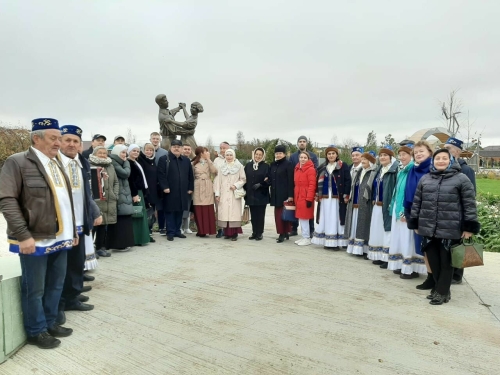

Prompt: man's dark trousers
[
  {"left": 165, "top": 211, "right": 183, "bottom": 237},
  {"left": 59, "top": 233, "right": 85, "bottom": 310}
]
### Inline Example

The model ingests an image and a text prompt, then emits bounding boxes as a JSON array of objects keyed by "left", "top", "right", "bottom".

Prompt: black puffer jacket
[{"left": 407, "top": 163, "right": 480, "bottom": 239}]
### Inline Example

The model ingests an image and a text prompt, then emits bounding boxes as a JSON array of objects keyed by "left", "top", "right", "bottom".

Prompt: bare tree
[
  {"left": 125, "top": 127, "right": 137, "bottom": 145},
  {"left": 458, "top": 110, "right": 477, "bottom": 150},
  {"left": 205, "top": 135, "right": 215, "bottom": 159},
  {"left": 330, "top": 135, "right": 339, "bottom": 146},
  {"left": 440, "top": 90, "right": 462, "bottom": 136}
]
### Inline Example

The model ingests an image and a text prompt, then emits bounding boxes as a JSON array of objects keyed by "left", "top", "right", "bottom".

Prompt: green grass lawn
[{"left": 477, "top": 178, "right": 500, "bottom": 196}]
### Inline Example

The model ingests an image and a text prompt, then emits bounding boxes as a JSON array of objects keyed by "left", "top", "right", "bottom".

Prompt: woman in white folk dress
[
  {"left": 346, "top": 152, "right": 377, "bottom": 257},
  {"left": 368, "top": 146, "right": 398, "bottom": 268},
  {"left": 387, "top": 144, "right": 426, "bottom": 278}
]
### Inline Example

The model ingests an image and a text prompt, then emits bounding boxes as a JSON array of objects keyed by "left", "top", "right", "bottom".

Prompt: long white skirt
[
  {"left": 84, "top": 234, "right": 98, "bottom": 271},
  {"left": 387, "top": 209, "right": 426, "bottom": 274},
  {"left": 312, "top": 197, "right": 348, "bottom": 248},
  {"left": 368, "top": 205, "right": 391, "bottom": 261},
  {"left": 346, "top": 208, "right": 367, "bottom": 255}
]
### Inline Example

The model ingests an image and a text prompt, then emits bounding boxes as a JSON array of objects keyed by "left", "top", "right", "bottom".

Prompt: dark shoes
[
  {"left": 65, "top": 302, "right": 94, "bottom": 311},
  {"left": 324, "top": 246, "right": 339, "bottom": 251},
  {"left": 83, "top": 273, "right": 95, "bottom": 282},
  {"left": 159, "top": 229, "right": 166, "bottom": 236},
  {"left": 216, "top": 229, "right": 223, "bottom": 238},
  {"left": 400, "top": 272, "right": 420, "bottom": 279},
  {"left": 82, "top": 285, "right": 92, "bottom": 293},
  {"left": 416, "top": 273, "right": 435, "bottom": 290},
  {"left": 78, "top": 294, "right": 89, "bottom": 302},
  {"left": 451, "top": 278, "right": 463, "bottom": 285},
  {"left": 379, "top": 262, "right": 388, "bottom": 269},
  {"left": 363, "top": 254, "right": 369, "bottom": 260},
  {"left": 48, "top": 325, "right": 73, "bottom": 338},
  {"left": 175, "top": 234, "right": 186, "bottom": 239},
  {"left": 96, "top": 248, "right": 111, "bottom": 257},
  {"left": 372, "top": 260, "right": 384, "bottom": 265},
  {"left": 426, "top": 289, "right": 437, "bottom": 300},
  {"left": 276, "top": 234, "right": 285, "bottom": 243},
  {"left": 430, "top": 293, "right": 451, "bottom": 305},
  {"left": 289, "top": 231, "right": 298, "bottom": 237},
  {"left": 149, "top": 236, "right": 156, "bottom": 243},
  {"left": 255, "top": 235, "right": 263, "bottom": 241},
  {"left": 167, "top": 236, "right": 174, "bottom": 241},
  {"left": 249, "top": 234, "right": 256, "bottom": 240},
  {"left": 27, "top": 332, "right": 61, "bottom": 349},
  {"left": 231, "top": 234, "right": 238, "bottom": 241},
  {"left": 393, "top": 269, "right": 402, "bottom": 275},
  {"left": 55, "top": 310, "right": 66, "bottom": 325},
  {"left": 196, "top": 233, "right": 207, "bottom": 237}
]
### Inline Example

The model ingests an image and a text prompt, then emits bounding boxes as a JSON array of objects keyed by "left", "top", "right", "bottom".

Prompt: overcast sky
[{"left": 1, "top": 1, "right": 499, "bottom": 148}]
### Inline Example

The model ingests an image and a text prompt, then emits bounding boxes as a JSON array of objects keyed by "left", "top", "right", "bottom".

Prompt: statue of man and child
[{"left": 155, "top": 94, "right": 203, "bottom": 156}]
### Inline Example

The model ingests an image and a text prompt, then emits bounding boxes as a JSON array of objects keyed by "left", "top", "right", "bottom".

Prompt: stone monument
[{"left": 155, "top": 94, "right": 202, "bottom": 155}]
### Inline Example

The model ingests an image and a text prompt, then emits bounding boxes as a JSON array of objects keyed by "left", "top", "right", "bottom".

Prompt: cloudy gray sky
[{"left": 1, "top": 1, "right": 499, "bottom": 148}]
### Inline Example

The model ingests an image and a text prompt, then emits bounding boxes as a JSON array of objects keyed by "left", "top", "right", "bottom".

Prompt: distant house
[{"left": 478, "top": 146, "right": 500, "bottom": 167}]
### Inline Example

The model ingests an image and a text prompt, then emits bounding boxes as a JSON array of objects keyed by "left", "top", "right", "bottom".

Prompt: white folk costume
[
  {"left": 346, "top": 154, "right": 377, "bottom": 255},
  {"left": 84, "top": 234, "right": 98, "bottom": 270},
  {"left": 367, "top": 156, "right": 398, "bottom": 262},
  {"left": 312, "top": 161, "right": 349, "bottom": 248},
  {"left": 387, "top": 160, "right": 426, "bottom": 275},
  {"left": 8, "top": 147, "right": 74, "bottom": 255}
]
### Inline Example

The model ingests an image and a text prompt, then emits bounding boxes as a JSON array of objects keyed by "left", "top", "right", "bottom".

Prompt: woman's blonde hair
[{"left": 413, "top": 140, "right": 433, "bottom": 155}]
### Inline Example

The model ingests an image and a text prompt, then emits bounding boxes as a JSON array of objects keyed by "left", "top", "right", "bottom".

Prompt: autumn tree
[
  {"left": 0, "top": 122, "right": 31, "bottom": 170},
  {"left": 364, "top": 130, "right": 378, "bottom": 152},
  {"left": 380, "top": 134, "right": 398, "bottom": 151}
]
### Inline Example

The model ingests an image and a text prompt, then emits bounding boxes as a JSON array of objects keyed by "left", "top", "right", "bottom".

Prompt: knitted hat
[
  {"left": 111, "top": 144, "right": 128, "bottom": 156},
  {"left": 297, "top": 135, "right": 308, "bottom": 143},
  {"left": 325, "top": 145, "right": 339, "bottom": 156},
  {"left": 362, "top": 152, "right": 376, "bottom": 164},
  {"left": 127, "top": 144, "right": 140, "bottom": 154},
  {"left": 274, "top": 144, "right": 286, "bottom": 153},
  {"left": 92, "top": 146, "right": 107, "bottom": 155},
  {"left": 379, "top": 145, "right": 394, "bottom": 158}
]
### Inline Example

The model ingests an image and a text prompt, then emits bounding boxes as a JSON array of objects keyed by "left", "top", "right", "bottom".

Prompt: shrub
[
  {"left": 476, "top": 193, "right": 500, "bottom": 252},
  {"left": 487, "top": 171, "right": 497, "bottom": 179}
]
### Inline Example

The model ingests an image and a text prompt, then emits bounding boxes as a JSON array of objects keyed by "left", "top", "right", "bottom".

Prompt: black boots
[
  {"left": 416, "top": 273, "right": 435, "bottom": 290},
  {"left": 216, "top": 229, "right": 223, "bottom": 238},
  {"left": 429, "top": 293, "right": 451, "bottom": 305},
  {"left": 276, "top": 234, "right": 285, "bottom": 243}
]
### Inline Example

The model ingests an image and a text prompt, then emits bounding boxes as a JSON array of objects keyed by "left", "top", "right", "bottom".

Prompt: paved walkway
[{"left": 0, "top": 212, "right": 499, "bottom": 375}]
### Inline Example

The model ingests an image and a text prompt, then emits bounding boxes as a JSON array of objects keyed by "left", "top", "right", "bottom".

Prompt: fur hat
[
  {"left": 325, "top": 145, "right": 339, "bottom": 156},
  {"left": 379, "top": 145, "right": 395, "bottom": 158},
  {"left": 274, "top": 144, "right": 286, "bottom": 153},
  {"left": 398, "top": 143, "right": 414, "bottom": 156},
  {"left": 362, "top": 152, "right": 376, "bottom": 164}
]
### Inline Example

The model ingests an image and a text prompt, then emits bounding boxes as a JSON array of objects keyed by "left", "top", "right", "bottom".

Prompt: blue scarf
[{"left": 403, "top": 157, "right": 431, "bottom": 209}]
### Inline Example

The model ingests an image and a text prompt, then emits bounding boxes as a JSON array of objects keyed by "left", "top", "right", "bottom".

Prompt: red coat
[{"left": 294, "top": 160, "right": 317, "bottom": 219}]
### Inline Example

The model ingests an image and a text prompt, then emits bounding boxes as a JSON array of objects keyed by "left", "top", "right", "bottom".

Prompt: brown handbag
[
  {"left": 241, "top": 206, "right": 251, "bottom": 223},
  {"left": 450, "top": 239, "right": 484, "bottom": 268}
]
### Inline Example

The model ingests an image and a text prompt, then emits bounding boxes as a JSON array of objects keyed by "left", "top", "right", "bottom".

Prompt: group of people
[{"left": 0, "top": 119, "right": 481, "bottom": 350}]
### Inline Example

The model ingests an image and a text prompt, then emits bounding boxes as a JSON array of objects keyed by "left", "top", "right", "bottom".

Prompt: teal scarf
[{"left": 390, "top": 161, "right": 414, "bottom": 220}]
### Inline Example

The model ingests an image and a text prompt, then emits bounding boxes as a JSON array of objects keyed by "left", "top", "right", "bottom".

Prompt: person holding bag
[
  {"left": 294, "top": 152, "right": 317, "bottom": 246},
  {"left": 407, "top": 148, "right": 480, "bottom": 305},
  {"left": 213, "top": 149, "right": 246, "bottom": 241}
]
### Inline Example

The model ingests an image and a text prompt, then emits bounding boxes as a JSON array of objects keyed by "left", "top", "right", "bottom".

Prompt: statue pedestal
[{"left": 0, "top": 256, "right": 25, "bottom": 363}]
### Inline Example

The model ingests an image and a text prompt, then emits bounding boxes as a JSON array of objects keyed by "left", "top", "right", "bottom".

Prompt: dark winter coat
[
  {"left": 316, "top": 160, "right": 352, "bottom": 225},
  {"left": 372, "top": 161, "right": 398, "bottom": 231},
  {"left": 458, "top": 159, "right": 476, "bottom": 194},
  {"left": 244, "top": 161, "right": 270, "bottom": 206},
  {"left": 268, "top": 158, "right": 295, "bottom": 208},
  {"left": 76, "top": 153, "right": 102, "bottom": 235},
  {"left": 128, "top": 158, "right": 147, "bottom": 198},
  {"left": 138, "top": 152, "right": 162, "bottom": 207},
  {"left": 157, "top": 153, "right": 194, "bottom": 212},
  {"left": 294, "top": 160, "right": 317, "bottom": 219},
  {"left": 408, "top": 163, "right": 480, "bottom": 239},
  {"left": 110, "top": 154, "right": 134, "bottom": 216},
  {"left": 82, "top": 146, "right": 94, "bottom": 159}
]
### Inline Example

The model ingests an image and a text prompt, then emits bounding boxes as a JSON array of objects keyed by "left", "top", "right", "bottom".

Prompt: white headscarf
[
  {"left": 221, "top": 149, "right": 242, "bottom": 175},
  {"left": 111, "top": 144, "right": 128, "bottom": 156},
  {"left": 127, "top": 144, "right": 140, "bottom": 155},
  {"left": 252, "top": 147, "right": 266, "bottom": 170}
]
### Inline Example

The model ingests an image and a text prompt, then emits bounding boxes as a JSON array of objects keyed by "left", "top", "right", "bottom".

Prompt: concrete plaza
[{"left": 0, "top": 212, "right": 499, "bottom": 375}]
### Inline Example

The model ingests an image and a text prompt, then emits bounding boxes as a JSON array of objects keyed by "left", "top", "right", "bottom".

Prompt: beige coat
[
  {"left": 214, "top": 162, "right": 246, "bottom": 227},
  {"left": 192, "top": 160, "right": 218, "bottom": 205}
]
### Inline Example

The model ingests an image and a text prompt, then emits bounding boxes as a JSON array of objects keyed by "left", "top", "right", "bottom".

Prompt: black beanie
[{"left": 274, "top": 144, "right": 286, "bottom": 153}]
